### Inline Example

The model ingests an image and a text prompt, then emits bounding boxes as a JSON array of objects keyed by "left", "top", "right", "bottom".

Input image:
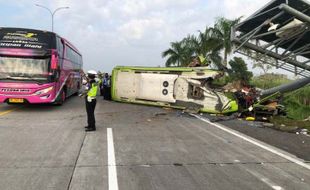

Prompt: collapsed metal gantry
[{"left": 232, "top": 0, "right": 310, "bottom": 77}]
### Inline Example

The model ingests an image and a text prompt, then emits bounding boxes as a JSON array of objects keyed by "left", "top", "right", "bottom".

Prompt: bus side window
[
  {"left": 56, "top": 37, "right": 64, "bottom": 71},
  {"left": 56, "top": 37, "right": 64, "bottom": 58}
]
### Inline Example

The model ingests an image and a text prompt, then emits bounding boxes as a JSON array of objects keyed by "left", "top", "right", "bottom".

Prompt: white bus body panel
[{"left": 115, "top": 72, "right": 177, "bottom": 103}]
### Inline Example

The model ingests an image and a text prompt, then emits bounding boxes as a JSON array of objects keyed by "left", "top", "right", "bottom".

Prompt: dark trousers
[
  {"left": 85, "top": 97, "right": 97, "bottom": 129},
  {"left": 100, "top": 87, "right": 104, "bottom": 96},
  {"left": 103, "top": 86, "right": 111, "bottom": 100},
  {"left": 107, "top": 87, "right": 111, "bottom": 100}
]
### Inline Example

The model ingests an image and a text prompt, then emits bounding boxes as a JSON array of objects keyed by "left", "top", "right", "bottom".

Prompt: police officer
[
  {"left": 97, "top": 71, "right": 104, "bottom": 96},
  {"left": 84, "top": 70, "right": 99, "bottom": 132},
  {"left": 102, "top": 73, "right": 110, "bottom": 100}
]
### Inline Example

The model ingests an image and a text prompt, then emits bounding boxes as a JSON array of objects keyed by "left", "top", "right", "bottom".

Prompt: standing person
[
  {"left": 84, "top": 70, "right": 99, "bottom": 132},
  {"left": 97, "top": 71, "right": 104, "bottom": 96},
  {"left": 107, "top": 75, "right": 112, "bottom": 100},
  {"left": 103, "top": 73, "right": 110, "bottom": 100}
]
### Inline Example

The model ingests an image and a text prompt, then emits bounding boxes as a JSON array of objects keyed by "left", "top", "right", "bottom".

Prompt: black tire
[{"left": 54, "top": 90, "right": 66, "bottom": 105}]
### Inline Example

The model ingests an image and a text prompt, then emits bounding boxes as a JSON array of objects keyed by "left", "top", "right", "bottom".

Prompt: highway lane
[
  {"left": 0, "top": 103, "right": 22, "bottom": 116},
  {"left": 105, "top": 102, "right": 310, "bottom": 190},
  {"left": 0, "top": 97, "right": 309, "bottom": 189},
  {"left": 0, "top": 97, "right": 95, "bottom": 190}
]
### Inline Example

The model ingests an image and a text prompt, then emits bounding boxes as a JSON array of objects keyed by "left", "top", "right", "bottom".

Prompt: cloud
[
  {"left": 0, "top": 0, "right": 274, "bottom": 72},
  {"left": 118, "top": 18, "right": 164, "bottom": 42},
  {"left": 222, "top": 0, "right": 271, "bottom": 19}
]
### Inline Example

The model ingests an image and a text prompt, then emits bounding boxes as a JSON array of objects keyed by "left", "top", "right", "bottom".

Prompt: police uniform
[
  {"left": 85, "top": 74, "right": 99, "bottom": 131},
  {"left": 103, "top": 74, "right": 110, "bottom": 100}
]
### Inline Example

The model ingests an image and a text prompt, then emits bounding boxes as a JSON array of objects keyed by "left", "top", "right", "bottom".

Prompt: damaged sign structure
[
  {"left": 232, "top": 0, "right": 310, "bottom": 77},
  {"left": 230, "top": 0, "right": 310, "bottom": 118}
]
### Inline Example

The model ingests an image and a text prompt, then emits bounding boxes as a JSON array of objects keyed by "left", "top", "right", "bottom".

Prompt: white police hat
[{"left": 87, "top": 70, "right": 97, "bottom": 75}]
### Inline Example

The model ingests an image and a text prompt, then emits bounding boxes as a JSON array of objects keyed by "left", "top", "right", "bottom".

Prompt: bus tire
[
  {"left": 55, "top": 89, "right": 66, "bottom": 105},
  {"left": 73, "top": 82, "right": 81, "bottom": 96}
]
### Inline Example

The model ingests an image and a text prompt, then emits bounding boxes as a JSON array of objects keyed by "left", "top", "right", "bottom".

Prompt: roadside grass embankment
[{"left": 252, "top": 74, "right": 310, "bottom": 131}]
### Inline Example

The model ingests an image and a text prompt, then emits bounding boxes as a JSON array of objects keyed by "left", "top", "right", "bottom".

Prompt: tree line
[
  {"left": 162, "top": 17, "right": 241, "bottom": 68},
  {"left": 162, "top": 16, "right": 276, "bottom": 83}
]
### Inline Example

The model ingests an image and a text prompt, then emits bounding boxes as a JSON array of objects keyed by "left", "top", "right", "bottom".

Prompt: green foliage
[
  {"left": 212, "top": 75, "right": 230, "bottom": 86},
  {"left": 162, "top": 41, "right": 193, "bottom": 67},
  {"left": 227, "top": 57, "right": 253, "bottom": 83},
  {"left": 283, "top": 86, "right": 310, "bottom": 120},
  {"left": 251, "top": 74, "right": 291, "bottom": 89},
  {"left": 251, "top": 74, "right": 310, "bottom": 120},
  {"left": 162, "top": 30, "right": 224, "bottom": 67},
  {"left": 162, "top": 16, "right": 241, "bottom": 68},
  {"left": 208, "top": 17, "right": 242, "bottom": 66}
]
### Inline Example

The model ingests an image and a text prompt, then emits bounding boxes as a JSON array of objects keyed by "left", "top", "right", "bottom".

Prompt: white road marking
[
  {"left": 271, "top": 186, "right": 284, "bottom": 190},
  {"left": 245, "top": 168, "right": 284, "bottom": 190},
  {"left": 261, "top": 179, "right": 284, "bottom": 190},
  {"left": 107, "top": 128, "right": 119, "bottom": 190},
  {"left": 192, "top": 114, "right": 310, "bottom": 171}
]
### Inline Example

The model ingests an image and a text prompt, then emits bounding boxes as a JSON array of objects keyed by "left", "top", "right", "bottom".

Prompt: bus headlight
[{"left": 34, "top": 86, "right": 53, "bottom": 95}]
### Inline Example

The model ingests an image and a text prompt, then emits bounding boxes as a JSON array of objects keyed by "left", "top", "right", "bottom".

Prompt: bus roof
[{"left": 0, "top": 27, "right": 54, "bottom": 35}]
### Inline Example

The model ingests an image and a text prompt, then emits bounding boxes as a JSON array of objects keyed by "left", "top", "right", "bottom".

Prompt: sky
[{"left": 0, "top": 0, "right": 272, "bottom": 73}]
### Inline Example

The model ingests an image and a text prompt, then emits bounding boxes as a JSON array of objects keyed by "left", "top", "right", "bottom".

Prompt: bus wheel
[
  {"left": 61, "top": 90, "right": 66, "bottom": 103},
  {"left": 55, "top": 90, "right": 66, "bottom": 105},
  {"left": 73, "top": 82, "right": 81, "bottom": 96}
]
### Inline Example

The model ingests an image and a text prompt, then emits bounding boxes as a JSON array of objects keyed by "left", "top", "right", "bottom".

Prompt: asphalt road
[{"left": 0, "top": 96, "right": 309, "bottom": 190}]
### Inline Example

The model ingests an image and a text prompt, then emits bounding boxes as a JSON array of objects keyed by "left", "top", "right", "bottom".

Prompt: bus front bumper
[{"left": 0, "top": 94, "right": 55, "bottom": 104}]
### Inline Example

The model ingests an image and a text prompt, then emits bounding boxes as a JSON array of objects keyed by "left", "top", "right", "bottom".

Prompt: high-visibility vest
[
  {"left": 98, "top": 78, "right": 103, "bottom": 86},
  {"left": 87, "top": 82, "right": 98, "bottom": 97}
]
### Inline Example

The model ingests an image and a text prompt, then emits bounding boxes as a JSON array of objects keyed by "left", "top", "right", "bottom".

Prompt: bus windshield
[{"left": 0, "top": 56, "right": 50, "bottom": 81}]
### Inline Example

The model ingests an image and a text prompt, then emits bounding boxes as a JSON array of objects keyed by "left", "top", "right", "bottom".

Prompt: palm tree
[
  {"left": 181, "top": 27, "right": 223, "bottom": 68},
  {"left": 208, "top": 17, "right": 242, "bottom": 67},
  {"left": 162, "top": 41, "right": 183, "bottom": 67},
  {"left": 197, "top": 27, "right": 223, "bottom": 68},
  {"left": 162, "top": 17, "right": 241, "bottom": 68},
  {"left": 162, "top": 39, "right": 194, "bottom": 67}
]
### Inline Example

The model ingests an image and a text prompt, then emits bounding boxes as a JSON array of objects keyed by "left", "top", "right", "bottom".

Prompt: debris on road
[
  {"left": 300, "top": 129, "right": 308, "bottom": 135},
  {"left": 154, "top": 112, "right": 167, "bottom": 117},
  {"left": 262, "top": 123, "right": 274, "bottom": 128},
  {"left": 245, "top": 117, "right": 255, "bottom": 121}
]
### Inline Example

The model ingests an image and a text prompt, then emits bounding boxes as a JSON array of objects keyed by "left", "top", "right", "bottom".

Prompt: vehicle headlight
[{"left": 34, "top": 86, "right": 53, "bottom": 95}]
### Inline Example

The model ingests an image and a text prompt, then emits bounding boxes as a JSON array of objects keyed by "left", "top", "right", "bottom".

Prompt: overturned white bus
[{"left": 111, "top": 66, "right": 238, "bottom": 114}]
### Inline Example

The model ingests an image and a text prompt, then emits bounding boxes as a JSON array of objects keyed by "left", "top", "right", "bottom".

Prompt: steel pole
[
  {"left": 52, "top": 7, "right": 69, "bottom": 32},
  {"left": 279, "top": 4, "right": 310, "bottom": 24},
  {"left": 35, "top": 4, "right": 69, "bottom": 32}
]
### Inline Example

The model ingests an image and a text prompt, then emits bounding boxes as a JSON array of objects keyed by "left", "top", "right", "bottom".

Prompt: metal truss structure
[{"left": 232, "top": 0, "right": 310, "bottom": 77}]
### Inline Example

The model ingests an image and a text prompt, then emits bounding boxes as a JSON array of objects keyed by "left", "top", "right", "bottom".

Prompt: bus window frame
[{"left": 64, "top": 43, "right": 82, "bottom": 71}]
